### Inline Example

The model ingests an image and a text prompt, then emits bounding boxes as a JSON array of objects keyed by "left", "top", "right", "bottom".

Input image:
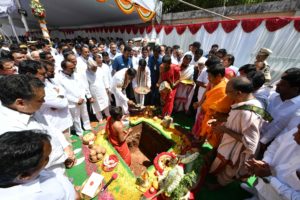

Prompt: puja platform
[{"left": 67, "top": 116, "right": 193, "bottom": 200}]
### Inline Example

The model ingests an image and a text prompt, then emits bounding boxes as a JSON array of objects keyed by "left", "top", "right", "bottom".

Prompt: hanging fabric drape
[
  {"left": 47, "top": 17, "right": 300, "bottom": 84},
  {"left": 98, "top": 0, "right": 157, "bottom": 22}
]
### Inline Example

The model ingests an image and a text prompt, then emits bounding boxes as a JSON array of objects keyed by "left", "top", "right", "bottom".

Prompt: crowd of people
[{"left": 0, "top": 35, "right": 299, "bottom": 200}]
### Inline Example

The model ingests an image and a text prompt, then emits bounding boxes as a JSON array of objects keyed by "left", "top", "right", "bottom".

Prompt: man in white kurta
[
  {"left": 76, "top": 46, "right": 90, "bottom": 75},
  {"left": 86, "top": 58, "right": 110, "bottom": 122},
  {"left": 55, "top": 61, "right": 91, "bottom": 136},
  {"left": 111, "top": 68, "right": 136, "bottom": 114},
  {"left": 39, "top": 62, "right": 73, "bottom": 134},
  {"left": 209, "top": 77, "right": 264, "bottom": 186},
  {"left": 0, "top": 75, "right": 72, "bottom": 175},
  {"left": 244, "top": 125, "right": 300, "bottom": 200}
]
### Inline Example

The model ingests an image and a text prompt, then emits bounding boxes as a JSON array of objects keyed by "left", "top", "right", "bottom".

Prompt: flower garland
[{"left": 30, "top": 0, "right": 46, "bottom": 20}]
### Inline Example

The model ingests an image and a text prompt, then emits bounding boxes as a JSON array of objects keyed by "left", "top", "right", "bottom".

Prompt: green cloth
[{"left": 233, "top": 104, "right": 273, "bottom": 122}]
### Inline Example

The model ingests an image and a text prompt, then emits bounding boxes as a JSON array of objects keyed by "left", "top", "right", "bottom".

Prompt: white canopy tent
[
  {"left": 0, "top": 1, "right": 299, "bottom": 83},
  {"left": 0, "top": 0, "right": 160, "bottom": 36}
]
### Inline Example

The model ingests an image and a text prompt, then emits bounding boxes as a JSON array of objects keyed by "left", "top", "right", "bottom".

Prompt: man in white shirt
[
  {"left": 55, "top": 60, "right": 91, "bottom": 136},
  {"left": 41, "top": 60, "right": 73, "bottom": 135},
  {"left": 86, "top": 54, "right": 110, "bottom": 122},
  {"left": 111, "top": 68, "right": 137, "bottom": 114},
  {"left": 244, "top": 124, "right": 300, "bottom": 200},
  {"left": 54, "top": 42, "right": 69, "bottom": 73},
  {"left": 19, "top": 60, "right": 73, "bottom": 139},
  {"left": 260, "top": 68, "right": 300, "bottom": 151},
  {"left": 0, "top": 130, "right": 77, "bottom": 200},
  {"left": 209, "top": 77, "right": 264, "bottom": 186},
  {"left": 109, "top": 43, "right": 121, "bottom": 61},
  {"left": 0, "top": 75, "right": 74, "bottom": 174},
  {"left": 76, "top": 45, "right": 91, "bottom": 75}
]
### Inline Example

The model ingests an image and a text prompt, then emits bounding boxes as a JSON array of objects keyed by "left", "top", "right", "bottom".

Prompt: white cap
[
  {"left": 258, "top": 48, "right": 272, "bottom": 56},
  {"left": 132, "top": 47, "right": 139, "bottom": 51}
]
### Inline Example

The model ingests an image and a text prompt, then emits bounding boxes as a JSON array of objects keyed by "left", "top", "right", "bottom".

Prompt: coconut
[
  {"left": 97, "top": 153, "right": 104, "bottom": 160},
  {"left": 90, "top": 149, "right": 96, "bottom": 156},
  {"left": 101, "top": 147, "right": 106, "bottom": 154},
  {"left": 90, "top": 155, "right": 98, "bottom": 162},
  {"left": 95, "top": 147, "right": 102, "bottom": 154}
]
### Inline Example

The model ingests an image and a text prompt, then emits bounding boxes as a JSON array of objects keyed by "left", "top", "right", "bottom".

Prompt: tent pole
[
  {"left": 178, "top": 0, "right": 234, "bottom": 20},
  {"left": 7, "top": 15, "right": 20, "bottom": 43},
  {"left": 14, "top": 0, "right": 31, "bottom": 40},
  {"left": 31, "top": 0, "right": 51, "bottom": 42}
]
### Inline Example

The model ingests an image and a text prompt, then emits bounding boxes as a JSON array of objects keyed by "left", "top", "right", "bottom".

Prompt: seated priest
[{"left": 106, "top": 106, "right": 131, "bottom": 166}]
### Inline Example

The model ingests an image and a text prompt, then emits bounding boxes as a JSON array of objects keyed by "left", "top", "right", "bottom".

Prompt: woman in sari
[
  {"left": 106, "top": 106, "right": 131, "bottom": 166},
  {"left": 158, "top": 55, "right": 180, "bottom": 116}
]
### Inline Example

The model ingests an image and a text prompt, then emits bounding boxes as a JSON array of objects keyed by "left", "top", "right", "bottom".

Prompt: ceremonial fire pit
[{"left": 127, "top": 122, "right": 175, "bottom": 176}]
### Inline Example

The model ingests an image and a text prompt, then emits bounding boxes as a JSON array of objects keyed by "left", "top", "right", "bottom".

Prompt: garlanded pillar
[{"left": 30, "top": 0, "right": 50, "bottom": 41}]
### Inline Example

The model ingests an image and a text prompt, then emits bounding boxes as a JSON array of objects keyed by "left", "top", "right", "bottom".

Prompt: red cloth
[
  {"left": 188, "top": 24, "right": 202, "bottom": 34},
  {"left": 155, "top": 25, "right": 163, "bottom": 34},
  {"left": 241, "top": 18, "right": 264, "bottom": 33},
  {"left": 125, "top": 26, "right": 131, "bottom": 34},
  {"left": 266, "top": 17, "right": 291, "bottom": 32},
  {"left": 221, "top": 20, "right": 240, "bottom": 33},
  {"left": 204, "top": 21, "right": 219, "bottom": 33},
  {"left": 132, "top": 26, "right": 138, "bottom": 34},
  {"left": 164, "top": 25, "right": 174, "bottom": 35},
  {"left": 160, "top": 64, "right": 180, "bottom": 116},
  {"left": 176, "top": 25, "right": 187, "bottom": 35},
  {"left": 106, "top": 117, "right": 131, "bottom": 166},
  {"left": 139, "top": 27, "right": 145, "bottom": 34}
]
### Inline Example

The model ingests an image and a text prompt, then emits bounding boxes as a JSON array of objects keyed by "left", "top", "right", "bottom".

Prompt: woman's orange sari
[{"left": 192, "top": 79, "right": 233, "bottom": 148}]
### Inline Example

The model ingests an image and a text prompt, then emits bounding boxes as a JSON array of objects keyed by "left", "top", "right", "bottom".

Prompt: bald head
[
  {"left": 229, "top": 77, "right": 254, "bottom": 94},
  {"left": 30, "top": 51, "right": 40, "bottom": 61}
]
